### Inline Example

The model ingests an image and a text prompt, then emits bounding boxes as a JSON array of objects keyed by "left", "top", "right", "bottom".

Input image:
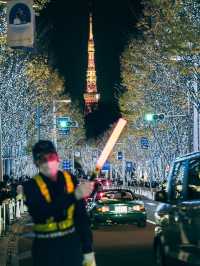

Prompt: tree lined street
[{"left": 0, "top": 1, "right": 200, "bottom": 266}]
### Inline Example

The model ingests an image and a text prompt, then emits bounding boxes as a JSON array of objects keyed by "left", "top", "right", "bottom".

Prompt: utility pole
[
  {"left": 187, "top": 91, "right": 193, "bottom": 153},
  {"left": 0, "top": 113, "right": 3, "bottom": 181},
  {"left": 52, "top": 99, "right": 71, "bottom": 150},
  {"left": 36, "top": 106, "right": 41, "bottom": 141},
  {"left": 71, "top": 147, "right": 75, "bottom": 174},
  {"left": 192, "top": 68, "right": 199, "bottom": 151},
  {"left": 122, "top": 142, "right": 126, "bottom": 185},
  {"left": 53, "top": 100, "right": 57, "bottom": 149}
]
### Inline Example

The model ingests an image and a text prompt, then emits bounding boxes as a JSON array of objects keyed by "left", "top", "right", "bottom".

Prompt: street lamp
[{"left": 52, "top": 99, "right": 71, "bottom": 150}]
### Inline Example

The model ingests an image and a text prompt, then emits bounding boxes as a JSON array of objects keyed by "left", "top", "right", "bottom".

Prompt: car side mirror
[{"left": 155, "top": 190, "right": 167, "bottom": 203}]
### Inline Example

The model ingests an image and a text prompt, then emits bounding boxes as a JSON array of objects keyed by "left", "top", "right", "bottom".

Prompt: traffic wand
[{"left": 96, "top": 118, "right": 127, "bottom": 171}]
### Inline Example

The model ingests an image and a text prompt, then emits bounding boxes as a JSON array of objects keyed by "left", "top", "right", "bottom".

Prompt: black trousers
[{"left": 32, "top": 233, "right": 83, "bottom": 266}]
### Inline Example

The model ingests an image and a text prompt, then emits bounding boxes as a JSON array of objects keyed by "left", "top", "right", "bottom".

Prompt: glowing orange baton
[{"left": 96, "top": 118, "right": 127, "bottom": 171}]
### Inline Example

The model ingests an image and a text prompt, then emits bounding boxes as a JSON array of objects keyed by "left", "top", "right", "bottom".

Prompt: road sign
[
  {"left": 117, "top": 151, "right": 123, "bottom": 160},
  {"left": 74, "top": 151, "right": 81, "bottom": 158},
  {"left": 102, "top": 161, "right": 111, "bottom": 171},
  {"left": 126, "top": 161, "right": 133, "bottom": 172},
  {"left": 92, "top": 156, "right": 97, "bottom": 162},
  {"left": 7, "top": 0, "right": 35, "bottom": 48},
  {"left": 62, "top": 160, "right": 71, "bottom": 171},
  {"left": 140, "top": 137, "right": 149, "bottom": 149}
]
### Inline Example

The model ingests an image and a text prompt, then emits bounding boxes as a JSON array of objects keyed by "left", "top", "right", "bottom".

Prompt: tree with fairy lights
[
  {"left": 119, "top": 0, "right": 200, "bottom": 180},
  {"left": 0, "top": 3, "right": 85, "bottom": 177}
]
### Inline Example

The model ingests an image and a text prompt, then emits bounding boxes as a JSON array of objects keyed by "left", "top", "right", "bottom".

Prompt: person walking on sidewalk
[{"left": 23, "top": 140, "right": 96, "bottom": 266}]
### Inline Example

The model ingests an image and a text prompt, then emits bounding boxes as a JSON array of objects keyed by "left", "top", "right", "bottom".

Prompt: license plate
[{"left": 115, "top": 206, "right": 127, "bottom": 213}]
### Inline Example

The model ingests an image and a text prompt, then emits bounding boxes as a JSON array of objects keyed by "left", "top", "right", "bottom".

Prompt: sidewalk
[
  {"left": 0, "top": 232, "right": 10, "bottom": 266},
  {"left": 0, "top": 215, "right": 32, "bottom": 266}
]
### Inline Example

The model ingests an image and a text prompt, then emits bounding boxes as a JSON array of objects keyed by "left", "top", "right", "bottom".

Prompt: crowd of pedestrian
[{"left": 0, "top": 175, "right": 30, "bottom": 204}]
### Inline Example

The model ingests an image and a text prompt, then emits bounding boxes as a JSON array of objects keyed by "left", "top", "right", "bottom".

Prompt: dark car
[
  {"left": 154, "top": 152, "right": 200, "bottom": 266},
  {"left": 87, "top": 189, "right": 146, "bottom": 228},
  {"left": 95, "top": 178, "right": 112, "bottom": 187}
]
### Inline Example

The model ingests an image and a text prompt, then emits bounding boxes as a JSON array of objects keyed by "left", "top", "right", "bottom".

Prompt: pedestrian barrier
[{"left": 0, "top": 197, "right": 28, "bottom": 236}]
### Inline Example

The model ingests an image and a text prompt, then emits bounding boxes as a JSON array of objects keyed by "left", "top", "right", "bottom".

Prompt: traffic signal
[
  {"left": 57, "top": 117, "right": 70, "bottom": 135},
  {"left": 57, "top": 117, "right": 70, "bottom": 129},
  {"left": 144, "top": 113, "right": 154, "bottom": 122},
  {"left": 144, "top": 113, "right": 165, "bottom": 122}
]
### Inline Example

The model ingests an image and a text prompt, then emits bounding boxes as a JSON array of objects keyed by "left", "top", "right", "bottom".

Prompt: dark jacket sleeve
[
  {"left": 72, "top": 176, "right": 93, "bottom": 254},
  {"left": 23, "top": 180, "right": 77, "bottom": 222}
]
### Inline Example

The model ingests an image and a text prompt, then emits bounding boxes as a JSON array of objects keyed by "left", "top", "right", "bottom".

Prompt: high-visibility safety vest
[{"left": 33, "top": 171, "right": 75, "bottom": 233}]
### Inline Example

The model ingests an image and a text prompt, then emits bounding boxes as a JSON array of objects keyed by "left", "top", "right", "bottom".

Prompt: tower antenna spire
[{"left": 84, "top": 8, "right": 100, "bottom": 114}]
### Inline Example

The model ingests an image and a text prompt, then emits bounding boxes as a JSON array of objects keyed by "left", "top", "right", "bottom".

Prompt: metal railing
[{"left": 0, "top": 196, "right": 27, "bottom": 236}]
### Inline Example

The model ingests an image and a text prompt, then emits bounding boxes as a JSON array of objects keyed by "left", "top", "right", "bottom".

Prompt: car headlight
[
  {"left": 132, "top": 205, "right": 145, "bottom": 211},
  {"left": 97, "top": 206, "right": 110, "bottom": 212}
]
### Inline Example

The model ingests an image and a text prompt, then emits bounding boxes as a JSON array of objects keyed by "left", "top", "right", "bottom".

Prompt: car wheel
[
  {"left": 155, "top": 240, "right": 166, "bottom": 266},
  {"left": 137, "top": 220, "right": 146, "bottom": 228}
]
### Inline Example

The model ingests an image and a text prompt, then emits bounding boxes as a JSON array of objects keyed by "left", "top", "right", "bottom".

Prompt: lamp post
[{"left": 52, "top": 99, "right": 71, "bottom": 150}]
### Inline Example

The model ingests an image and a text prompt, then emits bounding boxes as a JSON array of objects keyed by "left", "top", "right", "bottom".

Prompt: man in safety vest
[{"left": 23, "top": 140, "right": 96, "bottom": 266}]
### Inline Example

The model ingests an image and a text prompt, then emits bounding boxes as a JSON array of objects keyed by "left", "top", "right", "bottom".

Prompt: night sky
[{"left": 37, "top": 0, "right": 142, "bottom": 138}]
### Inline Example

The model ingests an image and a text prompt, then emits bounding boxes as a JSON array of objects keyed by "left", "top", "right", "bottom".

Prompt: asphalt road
[
  {"left": 17, "top": 198, "right": 158, "bottom": 266},
  {"left": 17, "top": 224, "right": 156, "bottom": 266},
  {"left": 94, "top": 223, "right": 155, "bottom": 266}
]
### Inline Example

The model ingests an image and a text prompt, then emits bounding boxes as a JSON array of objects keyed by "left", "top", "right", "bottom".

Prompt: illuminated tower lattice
[{"left": 84, "top": 13, "right": 100, "bottom": 114}]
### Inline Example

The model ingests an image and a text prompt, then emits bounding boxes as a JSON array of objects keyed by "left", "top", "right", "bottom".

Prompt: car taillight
[
  {"left": 97, "top": 206, "right": 110, "bottom": 212},
  {"left": 132, "top": 205, "right": 145, "bottom": 211}
]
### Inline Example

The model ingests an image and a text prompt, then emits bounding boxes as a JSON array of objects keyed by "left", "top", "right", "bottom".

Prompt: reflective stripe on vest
[
  {"left": 63, "top": 171, "right": 75, "bottom": 193},
  {"left": 33, "top": 172, "right": 75, "bottom": 233},
  {"left": 34, "top": 172, "right": 75, "bottom": 203},
  {"left": 34, "top": 175, "right": 51, "bottom": 203}
]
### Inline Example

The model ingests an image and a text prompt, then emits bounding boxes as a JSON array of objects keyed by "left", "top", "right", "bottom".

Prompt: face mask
[{"left": 39, "top": 159, "right": 59, "bottom": 179}]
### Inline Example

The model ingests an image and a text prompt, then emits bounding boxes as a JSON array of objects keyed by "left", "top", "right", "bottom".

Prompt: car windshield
[
  {"left": 97, "top": 191, "right": 134, "bottom": 201},
  {"left": 188, "top": 158, "right": 200, "bottom": 199}
]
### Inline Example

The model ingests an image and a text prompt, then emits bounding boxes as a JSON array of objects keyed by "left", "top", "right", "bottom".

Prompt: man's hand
[
  {"left": 83, "top": 252, "right": 96, "bottom": 266},
  {"left": 75, "top": 182, "right": 94, "bottom": 200}
]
